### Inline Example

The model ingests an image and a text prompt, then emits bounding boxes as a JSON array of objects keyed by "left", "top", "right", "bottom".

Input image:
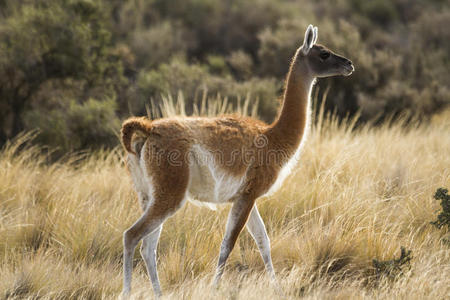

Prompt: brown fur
[
  {"left": 121, "top": 117, "right": 153, "bottom": 154},
  {"left": 119, "top": 24, "right": 354, "bottom": 297}
]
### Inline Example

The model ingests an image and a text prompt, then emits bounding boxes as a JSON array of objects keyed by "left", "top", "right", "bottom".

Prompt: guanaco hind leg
[
  {"left": 140, "top": 225, "right": 163, "bottom": 297},
  {"left": 121, "top": 206, "right": 168, "bottom": 298},
  {"left": 122, "top": 151, "right": 189, "bottom": 298}
]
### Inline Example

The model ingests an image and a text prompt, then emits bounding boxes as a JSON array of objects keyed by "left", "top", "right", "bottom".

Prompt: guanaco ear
[
  {"left": 301, "top": 24, "right": 315, "bottom": 55},
  {"left": 312, "top": 26, "right": 318, "bottom": 44}
]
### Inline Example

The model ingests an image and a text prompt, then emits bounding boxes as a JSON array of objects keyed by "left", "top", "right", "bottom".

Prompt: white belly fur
[
  {"left": 187, "top": 145, "right": 245, "bottom": 210},
  {"left": 127, "top": 144, "right": 245, "bottom": 211}
]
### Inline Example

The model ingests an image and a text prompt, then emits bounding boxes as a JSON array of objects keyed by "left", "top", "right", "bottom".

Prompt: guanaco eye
[{"left": 319, "top": 51, "right": 330, "bottom": 60}]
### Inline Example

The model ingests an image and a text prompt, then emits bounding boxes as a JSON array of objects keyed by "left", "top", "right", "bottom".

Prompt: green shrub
[
  {"left": 130, "top": 21, "right": 194, "bottom": 69},
  {"left": 257, "top": 18, "right": 307, "bottom": 78},
  {"left": 135, "top": 57, "right": 209, "bottom": 113},
  {"left": 206, "top": 55, "right": 229, "bottom": 76},
  {"left": 350, "top": 0, "right": 399, "bottom": 26},
  {"left": 0, "top": 0, "right": 123, "bottom": 144},
  {"left": 24, "top": 98, "right": 120, "bottom": 152},
  {"left": 227, "top": 50, "right": 254, "bottom": 80},
  {"left": 372, "top": 247, "right": 412, "bottom": 281},
  {"left": 132, "top": 57, "right": 279, "bottom": 122},
  {"left": 431, "top": 188, "right": 450, "bottom": 230}
]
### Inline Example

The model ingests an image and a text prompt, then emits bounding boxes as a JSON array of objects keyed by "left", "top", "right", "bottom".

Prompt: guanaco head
[{"left": 298, "top": 24, "right": 354, "bottom": 77}]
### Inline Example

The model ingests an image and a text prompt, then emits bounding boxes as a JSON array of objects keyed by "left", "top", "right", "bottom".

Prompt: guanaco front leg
[
  {"left": 213, "top": 196, "right": 255, "bottom": 286},
  {"left": 246, "top": 205, "right": 275, "bottom": 280},
  {"left": 246, "top": 205, "right": 284, "bottom": 296}
]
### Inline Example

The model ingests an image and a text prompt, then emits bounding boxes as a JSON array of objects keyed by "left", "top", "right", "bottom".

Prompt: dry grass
[{"left": 0, "top": 100, "right": 449, "bottom": 299}]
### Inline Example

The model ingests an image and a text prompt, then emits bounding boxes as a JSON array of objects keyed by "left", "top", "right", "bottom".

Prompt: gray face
[{"left": 304, "top": 44, "right": 354, "bottom": 78}]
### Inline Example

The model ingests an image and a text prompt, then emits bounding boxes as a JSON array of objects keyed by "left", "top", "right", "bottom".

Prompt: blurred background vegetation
[{"left": 0, "top": 0, "right": 449, "bottom": 153}]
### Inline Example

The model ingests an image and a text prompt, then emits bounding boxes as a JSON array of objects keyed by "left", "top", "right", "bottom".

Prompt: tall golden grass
[{"left": 0, "top": 97, "right": 449, "bottom": 299}]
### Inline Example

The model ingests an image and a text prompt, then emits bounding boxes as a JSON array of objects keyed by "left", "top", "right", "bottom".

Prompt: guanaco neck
[{"left": 267, "top": 50, "right": 315, "bottom": 155}]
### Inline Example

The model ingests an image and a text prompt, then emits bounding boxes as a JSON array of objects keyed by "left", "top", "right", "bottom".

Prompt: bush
[
  {"left": 0, "top": 0, "right": 123, "bottom": 144},
  {"left": 135, "top": 57, "right": 209, "bottom": 113},
  {"left": 227, "top": 50, "right": 254, "bottom": 80},
  {"left": 431, "top": 188, "right": 450, "bottom": 230},
  {"left": 132, "top": 57, "right": 279, "bottom": 122},
  {"left": 372, "top": 247, "right": 412, "bottom": 281},
  {"left": 206, "top": 55, "right": 229, "bottom": 76},
  {"left": 129, "top": 21, "right": 194, "bottom": 69},
  {"left": 24, "top": 98, "right": 120, "bottom": 152},
  {"left": 257, "top": 18, "right": 308, "bottom": 78}
]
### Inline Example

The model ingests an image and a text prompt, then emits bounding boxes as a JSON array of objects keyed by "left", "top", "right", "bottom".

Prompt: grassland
[{"left": 0, "top": 104, "right": 449, "bottom": 299}]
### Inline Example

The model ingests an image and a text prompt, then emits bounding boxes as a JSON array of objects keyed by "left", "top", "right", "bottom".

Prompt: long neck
[{"left": 268, "top": 52, "right": 315, "bottom": 150}]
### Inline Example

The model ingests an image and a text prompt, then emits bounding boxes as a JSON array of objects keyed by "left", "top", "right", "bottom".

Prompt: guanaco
[{"left": 120, "top": 24, "right": 354, "bottom": 297}]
